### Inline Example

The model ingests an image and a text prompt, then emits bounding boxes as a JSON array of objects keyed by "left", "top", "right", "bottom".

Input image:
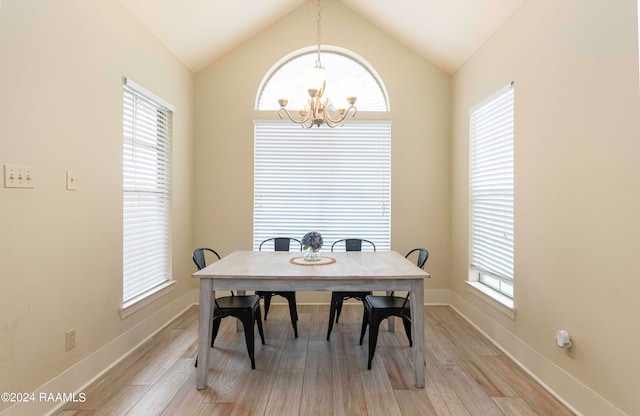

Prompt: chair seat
[
  {"left": 365, "top": 295, "right": 408, "bottom": 310},
  {"left": 360, "top": 295, "right": 413, "bottom": 370},
  {"left": 216, "top": 295, "right": 260, "bottom": 309}
]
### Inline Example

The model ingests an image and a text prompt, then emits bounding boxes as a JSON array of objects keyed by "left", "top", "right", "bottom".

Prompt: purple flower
[{"left": 302, "top": 231, "right": 323, "bottom": 251}]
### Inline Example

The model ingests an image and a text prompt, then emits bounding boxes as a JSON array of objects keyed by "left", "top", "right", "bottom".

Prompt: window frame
[
  {"left": 256, "top": 45, "right": 390, "bottom": 112},
  {"left": 121, "top": 78, "right": 175, "bottom": 317},
  {"left": 468, "top": 83, "right": 515, "bottom": 309}
]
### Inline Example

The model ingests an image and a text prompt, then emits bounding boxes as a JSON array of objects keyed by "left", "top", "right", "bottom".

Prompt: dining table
[{"left": 192, "top": 250, "right": 430, "bottom": 389}]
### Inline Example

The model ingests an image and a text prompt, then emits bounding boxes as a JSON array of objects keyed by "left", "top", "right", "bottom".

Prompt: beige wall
[
  {"left": 194, "top": 0, "right": 452, "bottom": 303},
  {"left": 4, "top": 0, "right": 636, "bottom": 414},
  {"left": 0, "top": 0, "right": 194, "bottom": 411},
  {"left": 451, "top": 0, "right": 640, "bottom": 414}
]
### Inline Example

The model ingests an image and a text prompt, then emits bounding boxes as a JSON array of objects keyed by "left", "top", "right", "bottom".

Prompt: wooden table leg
[
  {"left": 197, "top": 279, "right": 214, "bottom": 389},
  {"left": 410, "top": 279, "right": 425, "bottom": 388}
]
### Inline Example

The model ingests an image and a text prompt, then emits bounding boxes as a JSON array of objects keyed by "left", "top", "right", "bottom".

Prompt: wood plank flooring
[{"left": 54, "top": 305, "right": 574, "bottom": 416}]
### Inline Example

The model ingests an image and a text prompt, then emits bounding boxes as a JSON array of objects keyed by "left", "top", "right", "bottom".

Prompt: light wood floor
[{"left": 54, "top": 304, "right": 574, "bottom": 416}]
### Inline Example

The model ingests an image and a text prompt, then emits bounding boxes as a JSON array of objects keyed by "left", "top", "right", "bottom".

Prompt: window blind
[
  {"left": 254, "top": 121, "right": 391, "bottom": 251},
  {"left": 123, "top": 79, "right": 173, "bottom": 302},
  {"left": 469, "top": 84, "right": 514, "bottom": 290}
]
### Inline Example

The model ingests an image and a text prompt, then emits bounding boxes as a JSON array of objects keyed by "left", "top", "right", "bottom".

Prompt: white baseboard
[
  {"left": 449, "top": 291, "right": 626, "bottom": 416},
  {"left": 0, "top": 290, "right": 196, "bottom": 416}
]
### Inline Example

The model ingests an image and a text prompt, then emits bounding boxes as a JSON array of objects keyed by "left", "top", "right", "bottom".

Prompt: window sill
[
  {"left": 120, "top": 280, "right": 176, "bottom": 320},
  {"left": 465, "top": 281, "right": 516, "bottom": 320}
]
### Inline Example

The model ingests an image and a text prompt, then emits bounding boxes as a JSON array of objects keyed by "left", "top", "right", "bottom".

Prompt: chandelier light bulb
[
  {"left": 274, "top": 80, "right": 296, "bottom": 105},
  {"left": 338, "top": 77, "right": 363, "bottom": 98},
  {"left": 302, "top": 66, "right": 327, "bottom": 94}
]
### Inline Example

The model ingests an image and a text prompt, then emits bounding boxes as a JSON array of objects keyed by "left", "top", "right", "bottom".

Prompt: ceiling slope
[{"left": 116, "top": 0, "right": 524, "bottom": 74}]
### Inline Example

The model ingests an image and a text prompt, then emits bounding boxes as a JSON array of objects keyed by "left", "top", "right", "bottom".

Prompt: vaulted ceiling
[{"left": 116, "top": 0, "right": 524, "bottom": 74}]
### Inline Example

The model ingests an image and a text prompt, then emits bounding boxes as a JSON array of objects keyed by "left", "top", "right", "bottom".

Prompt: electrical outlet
[
  {"left": 65, "top": 329, "right": 76, "bottom": 351},
  {"left": 4, "top": 164, "right": 34, "bottom": 188}
]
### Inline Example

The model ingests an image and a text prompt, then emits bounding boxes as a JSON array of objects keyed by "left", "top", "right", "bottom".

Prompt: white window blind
[
  {"left": 469, "top": 83, "right": 514, "bottom": 297},
  {"left": 123, "top": 79, "right": 173, "bottom": 302},
  {"left": 254, "top": 121, "right": 391, "bottom": 251}
]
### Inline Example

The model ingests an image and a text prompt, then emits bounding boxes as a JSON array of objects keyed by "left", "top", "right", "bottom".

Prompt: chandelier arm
[
  {"left": 318, "top": 80, "right": 326, "bottom": 99},
  {"left": 278, "top": 107, "right": 313, "bottom": 124},
  {"left": 324, "top": 118, "right": 340, "bottom": 128},
  {"left": 323, "top": 111, "right": 346, "bottom": 124},
  {"left": 323, "top": 105, "right": 357, "bottom": 124}
]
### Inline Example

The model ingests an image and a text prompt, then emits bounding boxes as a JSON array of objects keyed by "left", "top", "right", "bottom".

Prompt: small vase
[{"left": 304, "top": 247, "right": 321, "bottom": 262}]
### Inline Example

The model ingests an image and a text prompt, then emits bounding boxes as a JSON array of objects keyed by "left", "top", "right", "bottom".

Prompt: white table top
[{"left": 192, "top": 250, "right": 430, "bottom": 281}]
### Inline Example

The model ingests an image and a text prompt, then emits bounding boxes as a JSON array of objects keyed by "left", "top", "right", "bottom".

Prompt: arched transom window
[{"left": 256, "top": 46, "right": 389, "bottom": 112}]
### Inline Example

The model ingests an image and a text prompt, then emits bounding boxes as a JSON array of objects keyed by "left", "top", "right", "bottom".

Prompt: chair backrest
[
  {"left": 192, "top": 248, "right": 226, "bottom": 305},
  {"left": 331, "top": 238, "right": 376, "bottom": 252},
  {"left": 259, "top": 237, "right": 302, "bottom": 252},
  {"left": 192, "top": 248, "right": 221, "bottom": 270},
  {"left": 400, "top": 248, "right": 430, "bottom": 308},
  {"left": 406, "top": 248, "right": 429, "bottom": 270}
]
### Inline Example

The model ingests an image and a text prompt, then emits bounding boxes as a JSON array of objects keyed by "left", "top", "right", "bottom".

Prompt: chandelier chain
[{"left": 315, "top": 0, "right": 322, "bottom": 68}]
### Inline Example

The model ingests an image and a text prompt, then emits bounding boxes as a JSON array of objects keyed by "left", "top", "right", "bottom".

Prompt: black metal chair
[
  {"left": 256, "top": 237, "right": 300, "bottom": 338},
  {"left": 192, "top": 248, "right": 265, "bottom": 369},
  {"left": 359, "top": 248, "right": 429, "bottom": 369},
  {"left": 326, "top": 238, "right": 376, "bottom": 340}
]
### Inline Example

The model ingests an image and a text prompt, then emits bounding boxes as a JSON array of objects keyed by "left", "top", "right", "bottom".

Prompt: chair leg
[
  {"left": 263, "top": 294, "right": 273, "bottom": 320},
  {"left": 211, "top": 317, "right": 222, "bottom": 348},
  {"left": 359, "top": 307, "right": 369, "bottom": 345},
  {"left": 285, "top": 293, "right": 298, "bottom": 338},
  {"left": 401, "top": 315, "right": 413, "bottom": 347},
  {"left": 327, "top": 293, "right": 339, "bottom": 340},
  {"left": 239, "top": 314, "right": 257, "bottom": 370},
  {"left": 335, "top": 299, "right": 344, "bottom": 323},
  {"left": 256, "top": 306, "right": 266, "bottom": 345},
  {"left": 367, "top": 312, "right": 384, "bottom": 370},
  {"left": 289, "top": 293, "right": 299, "bottom": 322}
]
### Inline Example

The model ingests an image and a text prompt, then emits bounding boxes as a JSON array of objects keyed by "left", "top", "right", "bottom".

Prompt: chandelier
[{"left": 277, "top": 0, "right": 357, "bottom": 128}]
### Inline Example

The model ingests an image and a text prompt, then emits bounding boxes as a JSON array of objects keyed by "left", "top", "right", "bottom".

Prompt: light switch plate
[
  {"left": 4, "top": 164, "right": 34, "bottom": 188},
  {"left": 66, "top": 170, "right": 77, "bottom": 190}
]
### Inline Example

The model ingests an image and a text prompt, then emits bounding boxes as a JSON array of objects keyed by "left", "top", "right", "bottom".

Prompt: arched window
[
  {"left": 256, "top": 45, "right": 389, "bottom": 112},
  {"left": 254, "top": 47, "right": 391, "bottom": 251}
]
